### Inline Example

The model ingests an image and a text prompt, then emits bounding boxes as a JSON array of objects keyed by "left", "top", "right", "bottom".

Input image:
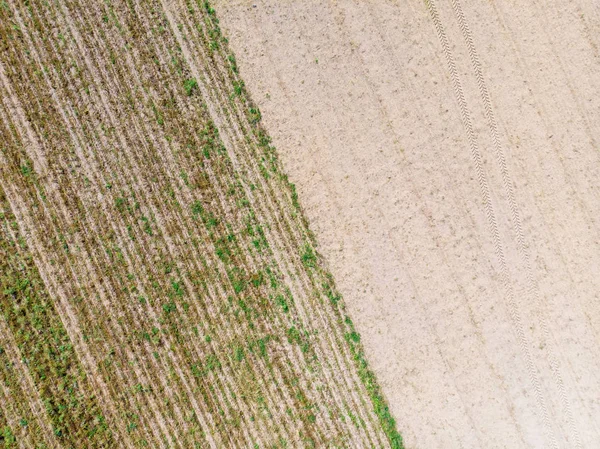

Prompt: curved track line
[
  {"left": 424, "top": 1, "right": 558, "bottom": 447},
  {"left": 448, "top": 1, "right": 582, "bottom": 446}
]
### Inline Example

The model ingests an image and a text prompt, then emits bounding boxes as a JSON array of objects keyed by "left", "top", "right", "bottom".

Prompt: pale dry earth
[{"left": 214, "top": 1, "right": 600, "bottom": 447}]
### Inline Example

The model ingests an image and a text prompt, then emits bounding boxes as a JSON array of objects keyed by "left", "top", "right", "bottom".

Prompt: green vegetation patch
[{"left": 0, "top": 189, "right": 115, "bottom": 447}]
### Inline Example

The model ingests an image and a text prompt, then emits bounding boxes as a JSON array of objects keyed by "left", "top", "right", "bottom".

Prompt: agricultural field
[
  {"left": 213, "top": 0, "right": 600, "bottom": 448},
  {"left": 3, "top": 0, "right": 600, "bottom": 448},
  {"left": 0, "top": 1, "right": 400, "bottom": 448}
]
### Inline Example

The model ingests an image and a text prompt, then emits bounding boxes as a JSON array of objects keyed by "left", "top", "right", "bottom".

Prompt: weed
[
  {"left": 301, "top": 245, "right": 317, "bottom": 268},
  {"left": 184, "top": 78, "right": 198, "bottom": 96},
  {"left": 162, "top": 302, "right": 176, "bottom": 314}
]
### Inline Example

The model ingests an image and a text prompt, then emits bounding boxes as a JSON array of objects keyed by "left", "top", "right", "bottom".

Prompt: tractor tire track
[
  {"left": 424, "top": 1, "right": 559, "bottom": 447},
  {"left": 448, "top": 1, "right": 581, "bottom": 446}
]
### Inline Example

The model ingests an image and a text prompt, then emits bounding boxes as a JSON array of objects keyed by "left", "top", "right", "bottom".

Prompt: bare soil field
[
  {"left": 213, "top": 0, "right": 600, "bottom": 448},
  {"left": 0, "top": 1, "right": 400, "bottom": 448}
]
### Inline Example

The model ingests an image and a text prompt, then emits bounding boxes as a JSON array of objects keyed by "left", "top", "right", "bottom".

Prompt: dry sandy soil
[{"left": 214, "top": 1, "right": 600, "bottom": 447}]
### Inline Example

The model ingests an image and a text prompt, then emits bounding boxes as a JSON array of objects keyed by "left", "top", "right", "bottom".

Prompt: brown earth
[
  {"left": 213, "top": 1, "right": 600, "bottom": 447},
  {"left": 0, "top": 1, "right": 400, "bottom": 447}
]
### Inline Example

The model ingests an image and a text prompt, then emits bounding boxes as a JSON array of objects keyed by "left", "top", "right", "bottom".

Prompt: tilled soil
[{"left": 214, "top": 1, "right": 600, "bottom": 447}]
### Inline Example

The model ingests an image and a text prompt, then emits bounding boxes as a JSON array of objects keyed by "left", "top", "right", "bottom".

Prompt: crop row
[{"left": 0, "top": 0, "right": 400, "bottom": 448}]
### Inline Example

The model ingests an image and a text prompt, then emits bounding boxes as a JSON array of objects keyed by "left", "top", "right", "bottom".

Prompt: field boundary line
[
  {"left": 192, "top": 4, "right": 394, "bottom": 445},
  {"left": 161, "top": 2, "right": 378, "bottom": 446}
]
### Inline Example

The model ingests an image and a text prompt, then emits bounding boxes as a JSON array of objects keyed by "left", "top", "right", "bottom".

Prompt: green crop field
[{"left": 0, "top": 1, "right": 400, "bottom": 447}]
